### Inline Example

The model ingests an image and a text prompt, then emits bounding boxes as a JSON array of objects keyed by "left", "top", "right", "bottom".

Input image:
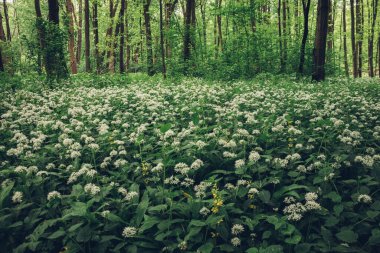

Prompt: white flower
[
  {"left": 12, "top": 191, "right": 23, "bottom": 203},
  {"left": 101, "top": 210, "right": 110, "bottom": 218},
  {"left": 190, "top": 159, "right": 204, "bottom": 170},
  {"left": 84, "top": 183, "right": 101, "bottom": 196},
  {"left": 357, "top": 194, "right": 372, "bottom": 204},
  {"left": 199, "top": 207, "right": 210, "bottom": 216},
  {"left": 174, "top": 163, "right": 190, "bottom": 175},
  {"left": 122, "top": 226, "right": 137, "bottom": 238},
  {"left": 248, "top": 151, "right": 260, "bottom": 163},
  {"left": 231, "top": 224, "right": 244, "bottom": 235},
  {"left": 235, "top": 159, "right": 245, "bottom": 169},
  {"left": 47, "top": 191, "right": 61, "bottom": 201},
  {"left": 125, "top": 191, "right": 138, "bottom": 201},
  {"left": 178, "top": 241, "right": 187, "bottom": 251},
  {"left": 231, "top": 237, "right": 241, "bottom": 247}
]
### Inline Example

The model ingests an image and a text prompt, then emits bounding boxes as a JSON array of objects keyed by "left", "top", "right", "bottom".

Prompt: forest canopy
[{"left": 0, "top": 0, "right": 379, "bottom": 81}]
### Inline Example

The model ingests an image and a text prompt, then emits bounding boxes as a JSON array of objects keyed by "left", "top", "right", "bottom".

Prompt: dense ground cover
[{"left": 0, "top": 76, "right": 380, "bottom": 253}]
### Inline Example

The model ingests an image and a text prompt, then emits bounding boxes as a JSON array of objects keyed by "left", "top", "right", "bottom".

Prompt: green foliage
[{"left": 0, "top": 76, "right": 380, "bottom": 252}]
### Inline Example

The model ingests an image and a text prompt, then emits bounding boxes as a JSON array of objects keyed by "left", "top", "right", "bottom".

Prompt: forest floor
[{"left": 0, "top": 75, "right": 380, "bottom": 252}]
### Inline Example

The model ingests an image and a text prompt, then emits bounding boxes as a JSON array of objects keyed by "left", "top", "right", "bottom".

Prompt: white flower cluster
[{"left": 283, "top": 192, "right": 322, "bottom": 221}]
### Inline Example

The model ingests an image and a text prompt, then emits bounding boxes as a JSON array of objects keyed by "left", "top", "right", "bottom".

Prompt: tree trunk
[
  {"left": 282, "top": 0, "right": 287, "bottom": 70},
  {"left": 298, "top": 0, "right": 311, "bottom": 74},
  {"left": 217, "top": 0, "right": 223, "bottom": 52},
  {"left": 125, "top": 1, "right": 130, "bottom": 70},
  {"left": 119, "top": 0, "right": 126, "bottom": 73},
  {"left": 350, "top": 0, "right": 358, "bottom": 77},
  {"left": 34, "top": 0, "right": 45, "bottom": 74},
  {"left": 165, "top": 0, "right": 178, "bottom": 58},
  {"left": 312, "top": 0, "right": 329, "bottom": 81},
  {"left": 143, "top": 0, "right": 154, "bottom": 75},
  {"left": 327, "top": 0, "right": 334, "bottom": 51},
  {"left": 66, "top": 0, "right": 78, "bottom": 74},
  {"left": 92, "top": 1, "right": 100, "bottom": 73},
  {"left": 47, "top": 0, "right": 68, "bottom": 79},
  {"left": 3, "top": 0, "right": 10, "bottom": 41},
  {"left": 368, "top": 0, "right": 378, "bottom": 77},
  {"left": 356, "top": 0, "right": 363, "bottom": 77},
  {"left": 84, "top": 0, "right": 91, "bottom": 72},
  {"left": 343, "top": 0, "right": 349, "bottom": 76},
  {"left": 278, "top": 0, "right": 284, "bottom": 71},
  {"left": 0, "top": 8, "right": 4, "bottom": 71},
  {"left": 184, "top": 0, "right": 195, "bottom": 62},
  {"left": 77, "top": 0, "right": 82, "bottom": 64},
  {"left": 159, "top": 0, "right": 166, "bottom": 78}
]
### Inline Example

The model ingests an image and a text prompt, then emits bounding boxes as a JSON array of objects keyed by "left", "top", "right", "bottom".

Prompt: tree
[
  {"left": 368, "top": 0, "right": 378, "bottom": 77},
  {"left": 340, "top": 0, "right": 349, "bottom": 76},
  {"left": 45, "top": 0, "right": 68, "bottom": 80},
  {"left": 143, "top": 0, "right": 154, "bottom": 76},
  {"left": 0, "top": 6, "right": 5, "bottom": 72},
  {"left": 350, "top": 0, "right": 358, "bottom": 77},
  {"left": 356, "top": 0, "right": 363, "bottom": 77},
  {"left": 2, "top": 0, "right": 10, "bottom": 41},
  {"left": 312, "top": 0, "right": 329, "bottom": 81},
  {"left": 76, "top": 0, "right": 83, "bottom": 64},
  {"left": 183, "top": 0, "right": 195, "bottom": 62},
  {"left": 34, "top": 0, "right": 45, "bottom": 73},
  {"left": 84, "top": 0, "right": 91, "bottom": 72},
  {"left": 93, "top": 1, "right": 100, "bottom": 73},
  {"left": 159, "top": 0, "right": 166, "bottom": 78},
  {"left": 119, "top": 0, "right": 126, "bottom": 73},
  {"left": 66, "top": 0, "right": 78, "bottom": 74},
  {"left": 298, "top": 0, "right": 311, "bottom": 74}
]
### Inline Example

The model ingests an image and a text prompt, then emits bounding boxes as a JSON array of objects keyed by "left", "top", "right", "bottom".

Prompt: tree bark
[
  {"left": 3, "top": 0, "right": 10, "bottom": 41},
  {"left": 356, "top": 0, "right": 363, "bottom": 77},
  {"left": 159, "top": 0, "right": 166, "bottom": 78},
  {"left": 92, "top": 1, "right": 100, "bottom": 73},
  {"left": 77, "top": 0, "right": 82, "bottom": 64},
  {"left": 343, "top": 0, "right": 349, "bottom": 76},
  {"left": 298, "top": 0, "right": 311, "bottom": 74},
  {"left": 312, "top": 0, "right": 329, "bottom": 81},
  {"left": 282, "top": 0, "right": 287, "bottom": 70},
  {"left": 0, "top": 8, "right": 4, "bottom": 71},
  {"left": 119, "top": 0, "right": 125, "bottom": 73},
  {"left": 350, "top": 0, "right": 358, "bottom": 77},
  {"left": 34, "top": 0, "right": 45, "bottom": 73},
  {"left": 84, "top": 0, "right": 91, "bottom": 72},
  {"left": 368, "top": 0, "right": 378, "bottom": 77},
  {"left": 143, "top": 0, "right": 154, "bottom": 75},
  {"left": 184, "top": 0, "right": 195, "bottom": 62},
  {"left": 278, "top": 0, "right": 284, "bottom": 71},
  {"left": 327, "top": 0, "right": 334, "bottom": 51},
  {"left": 66, "top": 0, "right": 78, "bottom": 74}
]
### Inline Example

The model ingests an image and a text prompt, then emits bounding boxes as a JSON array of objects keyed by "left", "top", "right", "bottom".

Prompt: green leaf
[
  {"left": 246, "top": 248, "right": 259, "bottom": 253},
  {"left": 132, "top": 191, "right": 149, "bottom": 226},
  {"left": 139, "top": 216, "right": 160, "bottom": 233},
  {"left": 159, "top": 123, "right": 172, "bottom": 133},
  {"left": 294, "top": 243, "right": 311, "bottom": 253},
  {"left": 68, "top": 222, "right": 84, "bottom": 233},
  {"left": 258, "top": 190, "right": 271, "bottom": 203},
  {"left": 28, "top": 219, "right": 60, "bottom": 242},
  {"left": 198, "top": 242, "right": 214, "bottom": 253},
  {"left": 325, "top": 191, "right": 342, "bottom": 203},
  {"left": 0, "top": 181, "right": 14, "bottom": 208},
  {"left": 47, "top": 229, "right": 65, "bottom": 239},
  {"left": 336, "top": 229, "right": 358, "bottom": 243},
  {"left": 189, "top": 220, "right": 206, "bottom": 227}
]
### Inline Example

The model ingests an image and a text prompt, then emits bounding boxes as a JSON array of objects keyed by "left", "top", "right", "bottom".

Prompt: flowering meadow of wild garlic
[{"left": 0, "top": 77, "right": 380, "bottom": 252}]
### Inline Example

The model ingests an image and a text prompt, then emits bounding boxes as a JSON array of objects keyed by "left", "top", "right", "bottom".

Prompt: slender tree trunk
[
  {"left": 0, "top": 8, "right": 5, "bottom": 71},
  {"left": 217, "top": 0, "right": 223, "bottom": 52},
  {"left": 119, "top": 0, "right": 125, "bottom": 73},
  {"left": 356, "top": 0, "right": 363, "bottom": 77},
  {"left": 125, "top": 1, "right": 130, "bottom": 70},
  {"left": 312, "top": 0, "right": 329, "bottom": 81},
  {"left": 3, "top": 0, "right": 10, "bottom": 41},
  {"left": 184, "top": 0, "right": 195, "bottom": 62},
  {"left": 327, "top": 0, "right": 334, "bottom": 51},
  {"left": 282, "top": 0, "right": 287, "bottom": 69},
  {"left": 164, "top": 0, "right": 178, "bottom": 59},
  {"left": 77, "top": 0, "right": 82, "bottom": 64},
  {"left": 66, "top": 0, "right": 78, "bottom": 74},
  {"left": 84, "top": 0, "right": 91, "bottom": 72},
  {"left": 343, "top": 0, "right": 349, "bottom": 76},
  {"left": 201, "top": 0, "right": 207, "bottom": 55},
  {"left": 143, "top": 0, "right": 154, "bottom": 75},
  {"left": 34, "top": 0, "right": 45, "bottom": 74},
  {"left": 298, "top": 0, "right": 311, "bottom": 74},
  {"left": 159, "top": 0, "right": 166, "bottom": 78},
  {"left": 47, "top": 0, "right": 68, "bottom": 79},
  {"left": 368, "top": 0, "right": 378, "bottom": 77},
  {"left": 295, "top": 0, "right": 299, "bottom": 37},
  {"left": 350, "top": 0, "right": 358, "bottom": 77},
  {"left": 278, "top": 0, "right": 284, "bottom": 70},
  {"left": 92, "top": 1, "right": 100, "bottom": 73}
]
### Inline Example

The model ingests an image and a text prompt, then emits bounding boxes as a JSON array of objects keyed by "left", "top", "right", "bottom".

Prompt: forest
[{"left": 0, "top": 0, "right": 380, "bottom": 253}]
